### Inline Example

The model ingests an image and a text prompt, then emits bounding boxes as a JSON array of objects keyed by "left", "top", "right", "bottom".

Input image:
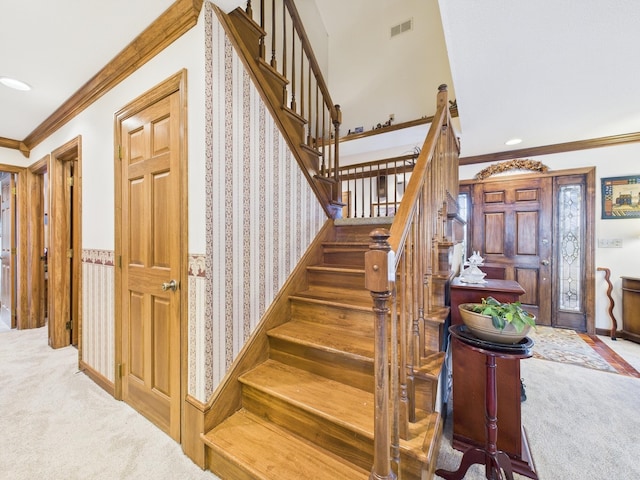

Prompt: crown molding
[
  {"left": 0, "top": 137, "right": 30, "bottom": 158},
  {"left": 21, "top": 0, "right": 203, "bottom": 153},
  {"left": 459, "top": 131, "right": 640, "bottom": 165}
]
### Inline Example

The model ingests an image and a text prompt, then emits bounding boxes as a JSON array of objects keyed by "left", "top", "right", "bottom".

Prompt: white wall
[
  {"left": 326, "top": 0, "right": 454, "bottom": 136},
  {"left": 0, "top": 147, "right": 31, "bottom": 167},
  {"left": 24, "top": 12, "right": 206, "bottom": 253},
  {"left": 459, "top": 143, "right": 640, "bottom": 331}
]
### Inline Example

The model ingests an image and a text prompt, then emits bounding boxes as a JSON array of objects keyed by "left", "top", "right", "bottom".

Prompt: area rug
[{"left": 528, "top": 325, "right": 618, "bottom": 373}]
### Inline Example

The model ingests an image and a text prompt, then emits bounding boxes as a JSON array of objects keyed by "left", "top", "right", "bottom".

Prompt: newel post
[{"left": 365, "top": 228, "right": 396, "bottom": 480}]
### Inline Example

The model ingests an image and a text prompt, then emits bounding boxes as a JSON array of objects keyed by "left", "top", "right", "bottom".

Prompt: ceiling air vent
[{"left": 391, "top": 19, "right": 413, "bottom": 38}]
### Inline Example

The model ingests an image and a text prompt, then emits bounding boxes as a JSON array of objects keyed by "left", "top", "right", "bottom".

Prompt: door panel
[
  {"left": 463, "top": 170, "right": 593, "bottom": 332},
  {"left": 120, "top": 90, "right": 181, "bottom": 441},
  {"left": 470, "top": 177, "right": 552, "bottom": 324}
]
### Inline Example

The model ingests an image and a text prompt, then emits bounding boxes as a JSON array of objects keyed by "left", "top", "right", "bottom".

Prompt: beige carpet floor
[
  {"left": 435, "top": 332, "right": 640, "bottom": 479},
  {"left": 3, "top": 324, "right": 640, "bottom": 479},
  {"left": 0, "top": 326, "right": 219, "bottom": 480}
]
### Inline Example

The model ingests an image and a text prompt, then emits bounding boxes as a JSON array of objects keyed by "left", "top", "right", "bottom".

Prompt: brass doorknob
[
  {"left": 161, "top": 279, "right": 179, "bottom": 291},
  {"left": 541, "top": 259, "right": 550, "bottom": 266}
]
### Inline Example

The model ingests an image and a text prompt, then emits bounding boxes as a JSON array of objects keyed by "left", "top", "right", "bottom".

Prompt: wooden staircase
[
  {"left": 214, "top": 3, "right": 344, "bottom": 219},
  {"left": 203, "top": 222, "right": 446, "bottom": 479}
]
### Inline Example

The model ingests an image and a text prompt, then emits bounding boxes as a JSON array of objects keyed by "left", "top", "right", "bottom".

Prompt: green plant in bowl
[{"left": 469, "top": 296, "right": 536, "bottom": 333}]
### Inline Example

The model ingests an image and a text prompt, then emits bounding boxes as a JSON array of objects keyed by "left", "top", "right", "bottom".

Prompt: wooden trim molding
[
  {"left": 474, "top": 159, "right": 549, "bottom": 180},
  {"left": 80, "top": 360, "right": 115, "bottom": 397},
  {"left": 460, "top": 131, "right": 640, "bottom": 165},
  {"left": 20, "top": 0, "right": 203, "bottom": 153},
  {"left": 338, "top": 104, "right": 459, "bottom": 144},
  {"left": 0, "top": 137, "right": 30, "bottom": 157},
  {"left": 183, "top": 395, "right": 208, "bottom": 469}
]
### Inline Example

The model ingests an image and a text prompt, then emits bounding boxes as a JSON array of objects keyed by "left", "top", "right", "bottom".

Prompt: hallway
[{"left": 0, "top": 326, "right": 219, "bottom": 480}]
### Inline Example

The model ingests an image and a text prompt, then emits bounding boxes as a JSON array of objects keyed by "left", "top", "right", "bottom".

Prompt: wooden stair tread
[
  {"left": 416, "top": 351, "right": 446, "bottom": 379},
  {"left": 308, "top": 264, "right": 365, "bottom": 274},
  {"left": 268, "top": 321, "right": 374, "bottom": 359},
  {"left": 424, "top": 306, "right": 450, "bottom": 324},
  {"left": 240, "top": 359, "right": 374, "bottom": 435},
  {"left": 322, "top": 241, "right": 369, "bottom": 248},
  {"left": 203, "top": 409, "right": 370, "bottom": 480},
  {"left": 291, "top": 286, "right": 373, "bottom": 309}
]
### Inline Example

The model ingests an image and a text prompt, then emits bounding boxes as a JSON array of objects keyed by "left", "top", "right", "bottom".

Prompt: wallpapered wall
[
  {"left": 80, "top": 4, "right": 328, "bottom": 401},
  {"left": 190, "top": 4, "right": 327, "bottom": 401}
]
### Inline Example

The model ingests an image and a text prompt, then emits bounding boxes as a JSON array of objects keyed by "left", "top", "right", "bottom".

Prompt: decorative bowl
[{"left": 458, "top": 303, "right": 532, "bottom": 344}]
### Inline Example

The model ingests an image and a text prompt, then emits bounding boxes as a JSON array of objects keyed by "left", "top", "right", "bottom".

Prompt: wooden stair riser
[
  {"left": 240, "top": 384, "right": 427, "bottom": 479},
  {"left": 334, "top": 224, "right": 392, "bottom": 243},
  {"left": 423, "top": 320, "right": 442, "bottom": 353},
  {"left": 307, "top": 267, "right": 365, "bottom": 289},
  {"left": 414, "top": 377, "right": 437, "bottom": 414},
  {"left": 241, "top": 384, "right": 374, "bottom": 471},
  {"left": 322, "top": 244, "right": 369, "bottom": 267},
  {"left": 205, "top": 447, "right": 260, "bottom": 480},
  {"left": 203, "top": 410, "right": 370, "bottom": 480},
  {"left": 289, "top": 298, "right": 374, "bottom": 334},
  {"left": 268, "top": 335, "right": 374, "bottom": 392}
]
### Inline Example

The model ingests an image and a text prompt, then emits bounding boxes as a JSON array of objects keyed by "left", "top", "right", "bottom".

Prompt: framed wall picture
[{"left": 601, "top": 175, "right": 640, "bottom": 219}]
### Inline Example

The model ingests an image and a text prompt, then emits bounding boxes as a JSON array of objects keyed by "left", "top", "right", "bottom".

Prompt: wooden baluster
[
  {"left": 401, "top": 233, "right": 412, "bottom": 432},
  {"left": 364, "top": 228, "right": 396, "bottom": 480},
  {"left": 306, "top": 65, "right": 312, "bottom": 145},
  {"left": 321, "top": 106, "right": 326, "bottom": 175},
  {"left": 258, "top": 0, "right": 265, "bottom": 59},
  {"left": 327, "top": 105, "right": 333, "bottom": 179},
  {"left": 299, "top": 41, "right": 304, "bottom": 118},
  {"left": 290, "top": 30, "right": 296, "bottom": 111},
  {"left": 369, "top": 166, "right": 373, "bottom": 217},
  {"left": 245, "top": 0, "right": 252, "bottom": 16},
  {"left": 270, "top": 0, "right": 277, "bottom": 68},
  {"left": 281, "top": 4, "right": 287, "bottom": 103},
  {"left": 333, "top": 104, "right": 341, "bottom": 201},
  {"left": 314, "top": 82, "right": 319, "bottom": 148}
]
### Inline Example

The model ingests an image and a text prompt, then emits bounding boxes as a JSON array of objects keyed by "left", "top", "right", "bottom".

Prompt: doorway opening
[{"left": 49, "top": 137, "right": 82, "bottom": 349}]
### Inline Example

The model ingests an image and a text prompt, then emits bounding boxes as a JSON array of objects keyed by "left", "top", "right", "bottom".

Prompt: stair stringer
[
  {"left": 213, "top": 5, "right": 340, "bottom": 219},
  {"left": 201, "top": 219, "right": 447, "bottom": 479},
  {"left": 197, "top": 220, "right": 336, "bottom": 467}
]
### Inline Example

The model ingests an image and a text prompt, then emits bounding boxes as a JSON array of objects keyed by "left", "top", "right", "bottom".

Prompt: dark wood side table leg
[{"left": 435, "top": 351, "right": 516, "bottom": 480}]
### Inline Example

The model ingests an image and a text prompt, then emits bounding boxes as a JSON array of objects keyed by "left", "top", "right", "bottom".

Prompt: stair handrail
[
  {"left": 282, "top": 0, "right": 342, "bottom": 188},
  {"left": 365, "top": 84, "right": 460, "bottom": 479},
  {"left": 244, "top": 0, "right": 342, "bottom": 209}
]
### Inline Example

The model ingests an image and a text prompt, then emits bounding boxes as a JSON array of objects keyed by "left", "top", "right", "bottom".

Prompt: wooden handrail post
[
  {"left": 365, "top": 228, "right": 397, "bottom": 480},
  {"left": 333, "top": 104, "right": 342, "bottom": 201}
]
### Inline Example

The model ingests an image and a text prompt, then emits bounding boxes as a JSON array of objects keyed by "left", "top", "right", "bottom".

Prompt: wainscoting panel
[
  {"left": 190, "top": 5, "right": 328, "bottom": 402},
  {"left": 81, "top": 250, "right": 115, "bottom": 382}
]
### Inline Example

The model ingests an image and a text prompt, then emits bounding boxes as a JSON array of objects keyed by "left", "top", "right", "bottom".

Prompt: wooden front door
[
  {"left": 116, "top": 76, "right": 184, "bottom": 442},
  {"left": 468, "top": 176, "right": 552, "bottom": 323},
  {"left": 0, "top": 174, "right": 15, "bottom": 328},
  {"left": 461, "top": 169, "right": 595, "bottom": 332}
]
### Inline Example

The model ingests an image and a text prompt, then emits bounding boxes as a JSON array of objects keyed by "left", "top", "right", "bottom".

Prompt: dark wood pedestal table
[{"left": 436, "top": 325, "right": 534, "bottom": 480}]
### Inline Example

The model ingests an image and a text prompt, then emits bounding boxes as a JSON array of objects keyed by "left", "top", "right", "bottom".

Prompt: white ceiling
[{"left": 2, "top": 0, "right": 640, "bottom": 159}]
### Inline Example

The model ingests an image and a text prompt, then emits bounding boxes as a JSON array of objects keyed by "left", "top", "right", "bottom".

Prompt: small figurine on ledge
[{"left": 459, "top": 251, "right": 487, "bottom": 284}]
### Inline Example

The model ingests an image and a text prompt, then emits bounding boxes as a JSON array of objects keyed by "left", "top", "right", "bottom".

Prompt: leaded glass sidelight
[{"left": 558, "top": 184, "right": 583, "bottom": 311}]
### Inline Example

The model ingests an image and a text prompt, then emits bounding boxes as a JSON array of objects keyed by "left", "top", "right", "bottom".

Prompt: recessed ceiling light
[
  {"left": 505, "top": 138, "right": 522, "bottom": 146},
  {"left": 0, "top": 76, "right": 31, "bottom": 91}
]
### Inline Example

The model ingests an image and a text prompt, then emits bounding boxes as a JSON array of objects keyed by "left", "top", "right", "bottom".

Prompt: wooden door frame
[
  {"left": 49, "top": 136, "right": 82, "bottom": 350},
  {"left": 113, "top": 70, "right": 188, "bottom": 442},
  {"left": 0, "top": 165, "right": 27, "bottom": 329},
  {"left": 26, "top": 155, "right": 50, "bottom": 330},
  {"left": 460, "top": 166, "right": 596, "bottom": 333}
]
